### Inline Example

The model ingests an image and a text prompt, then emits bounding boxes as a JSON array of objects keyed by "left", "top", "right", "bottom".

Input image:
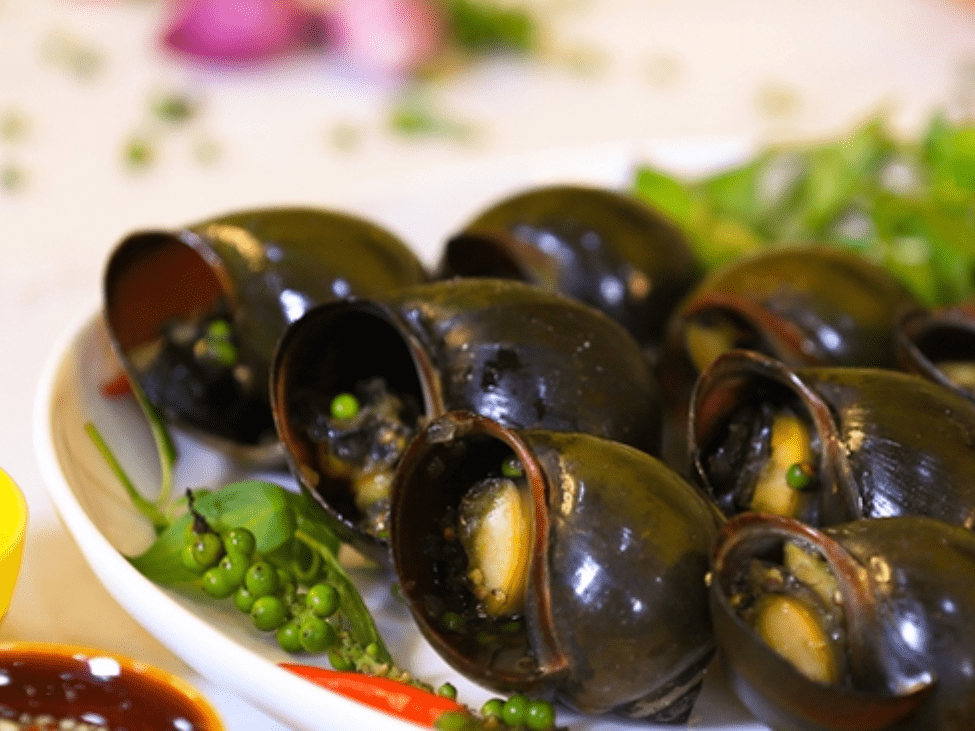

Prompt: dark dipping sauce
[{"left": 0, "top": 645, "right": 222, "bottom": 731}]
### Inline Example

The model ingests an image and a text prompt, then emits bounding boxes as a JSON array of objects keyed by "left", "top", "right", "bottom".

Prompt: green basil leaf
[{"left": 128, "top": 481, "right": 299, "bottom": 586}]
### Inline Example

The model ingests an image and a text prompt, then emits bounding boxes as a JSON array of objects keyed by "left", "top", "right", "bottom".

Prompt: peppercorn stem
[
  {"left": 294, "top": 528, "right": 392, "bottom": 664},
  {"left": 84, "top": 421, "right": 169, "bottom": 532}
]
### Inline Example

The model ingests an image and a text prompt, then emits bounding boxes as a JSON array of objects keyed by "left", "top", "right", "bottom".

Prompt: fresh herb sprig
[
  {"left": 633, "top": 113, "right": 975, "bottom": 307},
  {"left": 84, "top": 374, "right": 394, "bottom": 666}
]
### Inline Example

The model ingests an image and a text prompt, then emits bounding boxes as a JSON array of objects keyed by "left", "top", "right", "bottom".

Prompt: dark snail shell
[
  {"left": 658, "top": 247, "right": 919, "bottom": 470},
  {"left": 896, "top": 300, "right": 975, "bottom": 404},
  {"left": 389, "top": 410, "right": 722, "bottom": 720},
  {"left": 689, "top": 349, "right": 975, "bottom": 529},
  {"left": 270, "top": 278, "right": 662, "bottom": 563},
  {"left": 436, "top": 184, "right": 702, "bottom": 356},
  {"left": 103, "top": 206, "right": 428, "bottom": 464},
  {"left": 709, "top": 511, "right": 975, "bottom": 730}
]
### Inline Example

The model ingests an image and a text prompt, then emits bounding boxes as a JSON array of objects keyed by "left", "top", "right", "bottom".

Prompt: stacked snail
[{"left": 101, "top": 184, "right": 975, "bottom": 729}]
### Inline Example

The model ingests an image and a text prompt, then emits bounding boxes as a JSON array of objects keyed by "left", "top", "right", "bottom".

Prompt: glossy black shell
[
  {"left": 658, "top": 247, "right": 919, "bottom": 470},
  {"left": 896, "top": 300, "right": 975, "bottom": 404},
  {"left": 437, "top": 184, "right": 702, "bottom": 355},
  {"left": 103, "top": 206, "right": 428, "bottom": 463},
  {"left": 689, "top": 349, "right": 975, "bottom": 529},
  {"left": 390, "top": 411, "right": 722, "bottom": 720},
  {"left": 270, "top": 278, "right": 662, "bottom": 562},
  {"left": 710, "top": 512, "right": 975, "bottom": 730}
]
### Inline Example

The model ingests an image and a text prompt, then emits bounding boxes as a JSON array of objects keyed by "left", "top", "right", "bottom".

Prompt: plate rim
[{"left": 32, "top": 308, "right": 422, "bottom": 731}]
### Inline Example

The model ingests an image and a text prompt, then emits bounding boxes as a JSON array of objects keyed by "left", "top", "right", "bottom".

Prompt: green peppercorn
[
  {"left": 215, "top": 551, "right": 249, "bottom": 591},
  {"left": 245, "top": 560, "right": 280, "bottom": 598},
  {"left": 206, "top": 319, "right": 232, "bottom": 340},
  {"left": 502, "top": 694, "right": 530, "bottom": 726},
  {"left": 190, "top": 532, "right": 224, "bottom": 569},
  {"left": 224, "top": 527, "right": 257, "bottom": 557},
  {"left": 276, "top": 619, "right": 303, "bottom": 653},
  {"left": 439, "top": 610, "right": 465, "bottom": 633},
  {"left": 786, "top": 461, "right": 815, "bottom": 490},
  {"left": 328, "top": 650, "right": 355, "bottom": 671},
  {"left": 330, "top": 392, "right": 360, "bottom": 421},
  {"left": 501, "top": 456, "right": 524, "bottom": 478},
  {"left": 201, "top": 566, "right": 236, "bottom": 598},
  {"left": 480, "top": 698, "right": 505, "bottom": 719},
  {"left": 307, "top": 582, "right": 340, "bottom": 618},
  {"left": 233, "top": 585, "right": 256, "bottom": 613},
  {"left": 251, "top": 595, "right": 288, "bottom": 631},
  {"left": 434, "top": 710, "right": 473, "bottom": 731},
  {"left": 181, "top": 543, "right": 206, "bottom": 573},
  {"left": 299, "top": 616, "right": 336, "bottom": 653},
  {"left": 525, "top": 699, "right": 557, "bottom": 730}
]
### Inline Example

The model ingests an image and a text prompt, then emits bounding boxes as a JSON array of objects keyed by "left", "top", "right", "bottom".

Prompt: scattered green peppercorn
[
  {"left": 206, "top": 319, "right": 232, "bottom": 340},
  {"left": 785, "top": 461, "right": 815, "bottom": 490},
  {"left": 480, "top": 698, "right": 505, "bottom": 719},
  {"left": 525, "top": 699, "right": 556, "bottom": 730},
  {"left": 501, "top": 456, "right": 524, "bottom": 478},
  {"left": 502, "top": 694, "right": 530, "bottom": 726},
  {"left": 440, "top": 610, "right": 465, "bottom": 633},
  {"left": 330, "top": 392, "right": 360, "bottom": 421},
  {"left": 154, "top": 93, "right": 196, "bottom": 124},
  {"left": 433, "top": 710, "right": 472, "bottom": 731},
  {"left": 195, "top": 335, "right": 237, "bottom": 367}
]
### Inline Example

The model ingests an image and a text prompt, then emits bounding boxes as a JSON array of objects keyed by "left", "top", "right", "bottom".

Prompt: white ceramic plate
[{"left": 33, "top": 141, "right": 770, "bottom": 731}]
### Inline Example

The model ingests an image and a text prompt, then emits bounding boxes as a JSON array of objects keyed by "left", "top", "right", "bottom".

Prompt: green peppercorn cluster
[
  {"left": 182, "top": 522, "right": 346, "bottom": 654},
  {"left": 436, "top": 693, "right": 558, "bottom": 730},
  {"left": 182, "top": 517, "right": 560, "bottom": 730}
]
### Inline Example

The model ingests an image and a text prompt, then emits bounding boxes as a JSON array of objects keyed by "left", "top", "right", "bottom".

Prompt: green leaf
[
  {"left": 128, "top": 481, "right": 299, "bottom": 586},
  {"left": 633, "top": 166, "right": 694, "bottom": 229},
  {"left": 443, "top": 0, "right": 537, "bottom": 55},
  {"left": 633, "top": 112, "right": 975, "bottom": 307}
]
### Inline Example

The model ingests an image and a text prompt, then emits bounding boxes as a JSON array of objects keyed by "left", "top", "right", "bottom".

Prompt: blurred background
[
  {"left": 2, "top": 0, "right": 974, "bottom": 727},
  {"left": 3, "top": 0, "right": 975, "bottom": 281}
]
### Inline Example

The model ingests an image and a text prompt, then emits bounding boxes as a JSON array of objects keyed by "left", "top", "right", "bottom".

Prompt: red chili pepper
[
  {"left": 279, "top": 664, "right": 466, "bottom": 728},
  {"left": 100, "top": 369, "right": 132, "bottom": 397}
]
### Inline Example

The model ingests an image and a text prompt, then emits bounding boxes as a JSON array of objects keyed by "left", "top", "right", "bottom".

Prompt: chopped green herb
[
  {"left": 442, "top": 0, "right": 538, "bottom": 56},
  {"left": 1, "top": 163, "right": 27, "bottom": 192},
  {"left": 153, "top": 92, "right": 197, "bottom": 124},
  {"left": 41, "top": 29, "right": 105, "bottom": 81},
  {"left": 633, "top": 113, "right": 975, "bottom": 306},
  {"left": 0, "top": 108, "right": 30, "bottom": 143},
  {"left": 389, "top": 93, "right": 476, "bottom": 142},
  {"left": 123, "top": 135, "right": 156, "bottom": 170}
]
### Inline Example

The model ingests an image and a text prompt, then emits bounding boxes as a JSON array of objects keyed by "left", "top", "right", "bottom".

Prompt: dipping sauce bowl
[{"left": 0, "top": 642, "right": 224, "bottom": 730}]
